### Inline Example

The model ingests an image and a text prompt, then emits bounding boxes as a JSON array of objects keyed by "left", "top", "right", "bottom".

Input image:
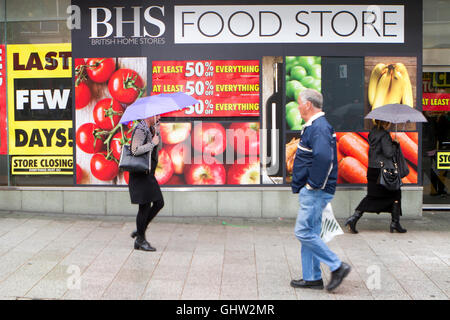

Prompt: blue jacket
[{"left": 291, "top": 113, "right": 338, "bottom": 195}]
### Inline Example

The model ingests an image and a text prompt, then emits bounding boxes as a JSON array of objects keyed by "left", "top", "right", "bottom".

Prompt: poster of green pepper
[{"left": 285, "top": 56, "right": 321, "bottom": 131}]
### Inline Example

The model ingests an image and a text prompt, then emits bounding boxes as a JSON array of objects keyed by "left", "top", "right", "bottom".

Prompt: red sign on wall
[
  {"left": 152, "top": 60, "right": 260, "bottom": 117},
  {"left": 0, "top": 45, "right": 6, "bottom": 154},
  {"left": 423, "top": 93, "right": 450, "bottom": 111}
]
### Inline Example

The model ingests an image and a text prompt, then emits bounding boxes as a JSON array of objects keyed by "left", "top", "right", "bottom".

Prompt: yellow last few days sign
[
  {"left": 437, "top": 152, "right": 450, "bottom": 170},
  {"left": 7, "top": 43, "right": 73, "bottom": 156}
]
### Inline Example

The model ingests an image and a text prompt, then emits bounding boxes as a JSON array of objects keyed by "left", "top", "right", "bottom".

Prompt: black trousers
[{"left": 136, "top": 199, "right": 164, "bottom": 237}]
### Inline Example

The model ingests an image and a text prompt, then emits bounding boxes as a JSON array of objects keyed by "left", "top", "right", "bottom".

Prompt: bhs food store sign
[
  {"left": 84, "top": 4, "right": 404, "bottom": 44},
  {"left": 174, "top": 5, "right": 404, "bottom": 43}
]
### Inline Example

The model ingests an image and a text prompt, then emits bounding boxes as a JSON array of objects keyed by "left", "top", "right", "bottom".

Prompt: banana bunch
[{"left": 368, "top": 62, "right": 413, "bottom": 110}]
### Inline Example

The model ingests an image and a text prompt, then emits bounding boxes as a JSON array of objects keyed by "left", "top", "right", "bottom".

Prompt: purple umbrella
[{"left": 119, "top": 92, "right": 200, "bottom": 124}]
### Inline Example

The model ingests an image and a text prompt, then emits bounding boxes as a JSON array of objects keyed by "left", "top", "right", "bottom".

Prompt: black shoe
[
  {"left": 390, "top": 222, "right": 407, "bottom": 233},
  {"left": 326, "top": 262, "right": 351, "bottom": 292},
  {"left": 134, "top": 236, "right": 156, "bottom": 252},
  {"left": 344, "top": 211, "right": 363, "bottom": 234},
  {"left": 390, "top": 203, "right": 407, "bottom": 233},
  {"left": 290, "top": 279, "right": 324, "bottom": 290},
  {"left": 130, "top": 230, "right": 137, "bottom": 239}
]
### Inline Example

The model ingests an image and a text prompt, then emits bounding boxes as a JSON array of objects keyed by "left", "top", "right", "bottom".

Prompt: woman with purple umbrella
[
  {"left": 129, "top": 115, "right": 164, "bottom": 251},
  {"left": 120, "top": 92, "right": 199, "bottom": 251}
]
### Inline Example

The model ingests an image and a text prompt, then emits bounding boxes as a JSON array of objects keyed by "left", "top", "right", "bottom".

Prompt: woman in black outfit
[
  {"left": 129, "top": 115, "right": 164, "bottom": 251},
  {"left": 345, "top": 120, "right": 407, "bottom": 234}
]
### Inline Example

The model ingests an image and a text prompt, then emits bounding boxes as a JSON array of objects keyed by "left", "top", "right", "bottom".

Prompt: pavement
[{"left": 0, "top": 210, "right": 449, "bottom": 300}]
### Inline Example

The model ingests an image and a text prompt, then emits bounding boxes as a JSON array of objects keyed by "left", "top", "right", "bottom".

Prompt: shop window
[
  {"left": 5, "top": 0, "right": 73, "bottom": 186},
  {"left": 423, "top": 0, "right": 450, "bottom": 49}
]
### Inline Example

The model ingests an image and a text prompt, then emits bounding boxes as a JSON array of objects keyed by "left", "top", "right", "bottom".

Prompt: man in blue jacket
[{"left": 290, "top": 89, "right": 351, "bottom": 292}]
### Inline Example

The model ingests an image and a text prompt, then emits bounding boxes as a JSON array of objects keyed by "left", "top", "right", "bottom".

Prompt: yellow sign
[
  {"left": 11, "top": 156, "right": 74, "bottom": 175},
  {"left": 437, "top": 152, "right": 450, "bottom": 170},
  {"left": 7, "top": 43, "right": 73, "bottom": 157}
]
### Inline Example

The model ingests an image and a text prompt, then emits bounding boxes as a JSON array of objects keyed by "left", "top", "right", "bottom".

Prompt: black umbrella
[
  {"left": 365, "top": 104, "right": 428, "bottom": 138},
  {"left": 365, "top": 104, "right": 427, "bottom": 124}
]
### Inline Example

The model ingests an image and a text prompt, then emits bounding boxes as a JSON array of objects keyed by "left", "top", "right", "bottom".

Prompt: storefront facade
[{"left": 0, "top": 0, "right": 441, "bottom": 218}]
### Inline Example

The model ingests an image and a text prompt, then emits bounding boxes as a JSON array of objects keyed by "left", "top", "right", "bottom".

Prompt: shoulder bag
[
  {"left": 118, "top": 127, "right": 149, "bottom": 174},
  {"left": 378, "top": 161, "right": 402, "bottom": 191}
]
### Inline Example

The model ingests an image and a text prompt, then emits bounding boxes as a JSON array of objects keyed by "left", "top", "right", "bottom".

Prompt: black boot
[
  {"left": 130, "top": 230, "right": 137, "bottom": 239},
  {"left": 344, "top": 211, "right": 363, "bottom": 234},
  {"left": 390, "top": 202, "right": 407, "bottom": 233},
  {"left": 134, "top": 235, "right": 156, "bottom": 251}
]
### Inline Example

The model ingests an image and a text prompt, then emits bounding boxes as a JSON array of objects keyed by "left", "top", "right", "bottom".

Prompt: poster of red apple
[
  {"left": 74, "top": 57, "right": 146, "bottom": 185},
  {"left": 158, "top": 121, "right": 261, "bottom": 186},
  {"left": 152, "top": 60, "right": 260, "bottom": 117}
]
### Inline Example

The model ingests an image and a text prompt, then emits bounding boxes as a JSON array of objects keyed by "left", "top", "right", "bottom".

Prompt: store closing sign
[
  {"left": 7, "top": 43, "right": 73, "bottom": 174},
  {"left": 174, "top": 5, "right": 404, "bottom": 43},
  {"left": 437, "top": 152, "right": 450, "bottom": 170}
]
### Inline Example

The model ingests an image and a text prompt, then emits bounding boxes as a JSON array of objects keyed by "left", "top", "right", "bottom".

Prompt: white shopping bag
[{"left": 320, "top": 203, "right": 344, "bottom": 243}]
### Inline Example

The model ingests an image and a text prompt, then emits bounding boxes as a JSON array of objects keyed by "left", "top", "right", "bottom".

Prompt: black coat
[
  {"left": 128, "top": 122, "right": 163, "bottom": 204},
  {"left": 368, "top": 127, "right": 396, "bottom": 169}
]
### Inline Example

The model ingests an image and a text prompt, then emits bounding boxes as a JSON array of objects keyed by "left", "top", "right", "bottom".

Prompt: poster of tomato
[
  {"left": 75, "top": 57, "right": 147, "bottom": 185},
  {"left": 285, "top": 131, "right": 418, "bottom": 185},
  {"left": 0, "top": 44, "right": 6, "bottom": 155}
]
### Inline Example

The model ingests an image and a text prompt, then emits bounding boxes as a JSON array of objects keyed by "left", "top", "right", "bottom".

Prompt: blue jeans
[{"left": 294, "top": 187, "right": 342, "bottom": 281}]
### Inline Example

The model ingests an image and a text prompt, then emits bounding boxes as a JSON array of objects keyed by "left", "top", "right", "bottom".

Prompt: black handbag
[
  {"left": 118, "top": 127, "right": 149, "bottom": 174},
  {"left": 119, "top": 144, "right": 149, "bottom": 174},
  {"left": 378, "top": 161, "right": 402, "bottom": 191}
]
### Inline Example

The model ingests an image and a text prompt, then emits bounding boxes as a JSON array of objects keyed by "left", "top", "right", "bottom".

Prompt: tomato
[
  {"left": 75, "top": 81, "right": 91, "bottom": 109},
  {"left": 86, "top": 58, "right": 116, "bottom": 83},
  {"left": 90, "top": 152, "right": 119, "bottom": 181},
  {"left": 108, "top": 68, "right": 145, "bottom": 104},
  {"left": 111, "top": 130, "right": 132, "bottom": 161},
  {"left": 76, "top": 123, "right": 105, "bottom": 154},
  {"left": 76, "top": 163, "right": 83, "bottom": 184},
  {"left": 93, "top": 98, "right": 124, "bottom": 130}
]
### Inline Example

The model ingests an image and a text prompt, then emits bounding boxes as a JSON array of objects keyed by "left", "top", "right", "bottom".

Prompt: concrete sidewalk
[{"left": 0, "top": 211, "right": 448, "bottom": 300}]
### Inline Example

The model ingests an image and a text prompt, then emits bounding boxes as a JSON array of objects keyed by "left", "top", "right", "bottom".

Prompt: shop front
[
  {"left": 0, "top": 0, "right": 425, "bottom": 219},
  {"left": 422, "top": 0, "right": 450, "bottom": 209}
]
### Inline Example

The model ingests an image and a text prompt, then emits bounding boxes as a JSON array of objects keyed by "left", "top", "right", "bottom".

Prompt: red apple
[
  {"left": 155, "top": 148, "right": 174, "bottom": 185},
  {"left": 227, "top": 158, "right": 260, "bottom": 185},
  {"left": 192, "top": 122, "right": 226, "bottom": 156},
  {"left": 160, "top": 122, "right": 191, "bottom": 144},
  {"left": 185, "top": 157, "right": 226, "bottom": 185},
  {"left": 166, "top": 175, "right": 185, "bottom": 185},
  {"left": 166, "top": 143, "right": 190, "bottom": 175},
  {"left": 228, "top": 122, "right": 260, "bottom": 156}
]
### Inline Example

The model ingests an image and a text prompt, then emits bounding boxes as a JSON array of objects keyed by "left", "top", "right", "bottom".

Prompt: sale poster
[
  {"left": 152, "top": 60, "right": 260, "bottom": 117},
  {"left": 423, "top": 93, "right": 450, "bottom": 111},
  {"left": 7, "top": 43, "right": 73, "bottom": 174},
  {"left": 0, "top": 45, "right": 6, "bottom": 155}
]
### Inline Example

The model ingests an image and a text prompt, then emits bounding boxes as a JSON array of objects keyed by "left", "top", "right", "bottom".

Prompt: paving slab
[{"left": 0, "top": 211, "right": 448, "bottom": 300}]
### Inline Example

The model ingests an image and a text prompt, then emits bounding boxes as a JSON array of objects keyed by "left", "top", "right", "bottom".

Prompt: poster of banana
[{"left": 364, "top": 57, "right": 417, "bottom": 130}]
